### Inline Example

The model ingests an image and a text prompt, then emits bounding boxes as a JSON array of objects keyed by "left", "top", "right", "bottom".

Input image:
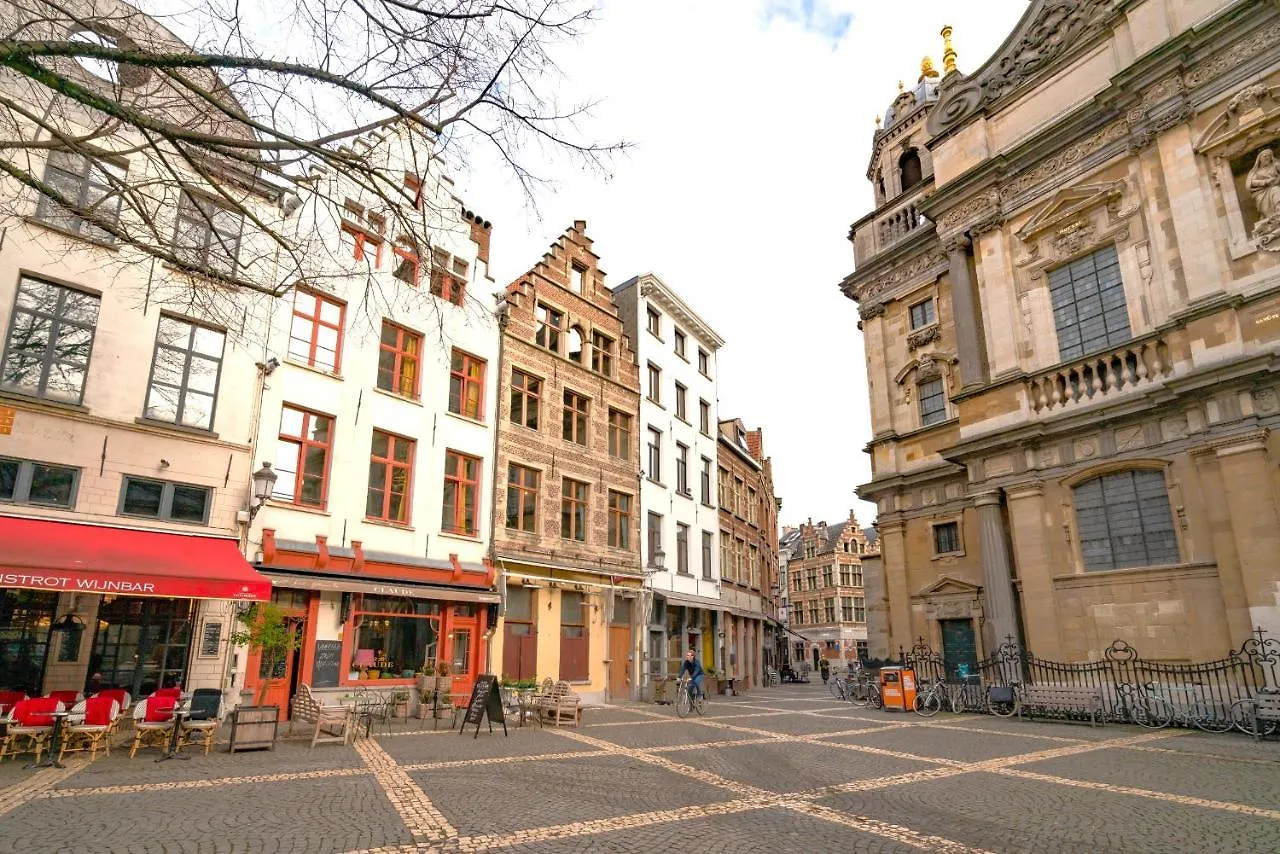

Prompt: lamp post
[{"left": 248, "top": 462, "right": 278, "bottom": 521}]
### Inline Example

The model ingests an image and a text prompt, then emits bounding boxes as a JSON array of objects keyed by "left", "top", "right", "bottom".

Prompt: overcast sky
[{"left": 460, "top": 0, "right": 1028, "bottom": 531}]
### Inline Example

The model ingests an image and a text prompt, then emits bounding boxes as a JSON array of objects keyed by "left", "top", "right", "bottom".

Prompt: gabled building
[
  {"left": 490, "top": 221, "right": 643, "bottom": 703},
  {"left": 716, "top": 419, "right": 781, "bottom": 687},
  {"left": 785, "top": 511, "right": 874, "bottom": 667},
  {"left": 843, "top": 5, "right": 1280, "bottom": 669},
  {"left": 245, "top": 125, "right": 501, "bottom": 710},
  {"left": 613, "top": 273, "right": 725, "bottom": 689}
]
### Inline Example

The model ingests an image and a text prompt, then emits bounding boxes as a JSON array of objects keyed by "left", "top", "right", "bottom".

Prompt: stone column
[
  {"left": 1004, "top": 482, "right": 1061, "bottom": 659},
  {"left": 713, "top": 608, "right": 724, "bottom": 673},
  {"left": 946, "top": 236, "right": 989, "bottom": 392},
  {"left": 974, "top": 491, "right": 1022, "bottom": 653},
  {"left": 877, "top": 519, "right": 911, "bottom": 653},
  {"left": 1214, "top": 432, "right": 1280, "bottom": 644}
]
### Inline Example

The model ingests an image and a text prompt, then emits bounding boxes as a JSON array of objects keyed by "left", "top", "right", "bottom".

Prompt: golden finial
[
  {"left": 897, "top": 80, "right": 905, "bottom": 93},
  {"left": 920, "top": 56, "right": 938, "bottom": 80},
  {"left": 941, "top": 25, "right": 958, "bottom": 75}
]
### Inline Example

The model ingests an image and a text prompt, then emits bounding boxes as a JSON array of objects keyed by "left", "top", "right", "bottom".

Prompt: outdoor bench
[
  {"left": 1243, "top": 693, "right": 1280, "bottom": 741},
  {"left": 1018, "top": 685, "right": 1105, "bottom": 727}
]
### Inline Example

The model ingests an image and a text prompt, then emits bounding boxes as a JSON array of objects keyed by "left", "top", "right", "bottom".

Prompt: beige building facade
[
  {"left": 785, "top": 512, "right": 875, "bottom": 667},
  {"left": 845, "top": 1, "right": 1280, "bottom": 668}
]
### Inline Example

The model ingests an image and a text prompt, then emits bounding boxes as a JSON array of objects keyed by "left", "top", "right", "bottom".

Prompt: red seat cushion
[
  {"left": 144, "top": 696, "right": 177, "bottom": 722},
  {"left": 154, "top": 687, "right": 182, "bottom": 699},
  {"left": 95, "top": 689, "right": 129, "bottom": 710},
  {"left": 14, "top": 697, "right": 58, "bottom": 727},
  {"left": 0, "top": 691, "right": 26, "bottom": 714},
  {"left": 47, "top": 690, "right": 80, "bottom": 708},
  {"left": 82, "top": 696, "right": 116, "bottom": 727}
]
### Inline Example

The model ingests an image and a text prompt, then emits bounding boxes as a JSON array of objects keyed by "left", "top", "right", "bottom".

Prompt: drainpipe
[{"left": 485, "top": 306, "right": 509, "bottom": 677}]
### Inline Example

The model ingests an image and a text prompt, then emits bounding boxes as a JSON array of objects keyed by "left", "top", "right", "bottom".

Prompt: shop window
[
  {"left": 0, "top": 457, "right": 79, "bottom": 509},
  {"left": 608, "top": 490, "right": 632, "bottom": 549},
  {"left": 559, "top": 592, "right": 588, "bottom": 681},
  {"left": 510, "top": 369, "right": 541, "bottom": 430},
  {"left": 145, "top": 315, "right": 225, "bottom": 430},
  {"left": 367, "top": 430, "right": 414, "bottom": 524},
  {"left": 93, "top": 596, "right": 193, "bottom": 696},
  {"left": 287, "top": 289, "right": 344, "bottom": 373},
  {"left": 350, "top": 595, "right": 440, "bottom": 679},
  {"left": 506, "top": 463, "right": 539, "bottom": 532},
  {"left": 442, "top": 450, "right": 481, "bottom": 536},
  {"left": 1, "top": 275, "right": 100, "bottom": 405},
  {"left": 448, "top": 349, "right": 485, "bottom": 420},
  {"left": 561, "top": 477, "right": 588, "bottom": 542},
  {"left": 274, "top": 406, "right": 334, "bottom": 507},
  {"left": 607, "top": 409, "right": 631, "bottom": 460},
  {"left": 172, "top": 191, "right": 243, "bottom": 278},
  {"left": 377, "top": 321, "right": 421, "bottom": 399},
  {"left": 0, "top": 589, "right": 58, "bottom": 695},
  {"left": 34, "top": 149, "right": 127, "bottom": 241},
  {"left": 1048, "top": 245, "right": 1131, "bottom": 361},
  {"left": 562, "top": 389, "right": 588, "bottom": 445},
  {"left": 1074, "top": 469, "right": 1179, "bottom": 571},
  {"left": 119, "top": 476, "right": 212, "bottom": 524}
]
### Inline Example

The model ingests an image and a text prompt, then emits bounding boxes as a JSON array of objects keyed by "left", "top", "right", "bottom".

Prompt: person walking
[{"left": 819, "top": 657, "right": 831, "bottom": 685}]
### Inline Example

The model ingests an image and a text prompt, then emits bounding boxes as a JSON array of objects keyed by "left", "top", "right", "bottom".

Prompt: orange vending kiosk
[{"left": 878, "top": 666, "right": 917, "bottom": 711}]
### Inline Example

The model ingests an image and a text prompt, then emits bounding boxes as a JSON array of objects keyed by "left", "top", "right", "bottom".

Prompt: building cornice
[{"left": 615, "top": 273, "right": 726, "bottom": 350}]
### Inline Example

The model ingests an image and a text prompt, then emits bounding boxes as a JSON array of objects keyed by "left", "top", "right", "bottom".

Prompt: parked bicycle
[
  {"left": 1129, "top": 681, "right": 1233, "bottom": 732},
  {"left": 675, "top": 674, "right": 707, "bottom": 718},
  {"left": 987, "top": 683, "right": 1020, "bottom": 718},
  {"left": 846, "top": 674, "right": 882, "bottom": 709},
  {"left": 763, "top": 667, "right": 779, "bottom": 687},
  {"left": 913, "top": 678, "right": 947, "bottom": 717},
  {"left": 1228, "top": 693, "right": 1280, "bottom": 738}
]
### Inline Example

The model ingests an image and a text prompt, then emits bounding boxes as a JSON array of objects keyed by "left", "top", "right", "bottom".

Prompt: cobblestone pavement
[{"left": 2, "top": 682, "right": 1279, "bottom": 852}]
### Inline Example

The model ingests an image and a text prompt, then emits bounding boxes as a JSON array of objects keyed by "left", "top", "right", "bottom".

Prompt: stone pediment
[
  {"left": 916, "top": 576, "right": 982, "bottom": 597},
  {"left": 1015, "top": 181, "right": 1125, "bottom": 241},
  {"left": 1195, "top": 85, "right": 1280, "bottom": 159},
  {"left": 928, "top": 0, "right": 1116, "bottom": 138}
]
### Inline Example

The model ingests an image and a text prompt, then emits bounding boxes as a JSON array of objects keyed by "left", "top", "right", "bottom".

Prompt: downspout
[{"left": 486, "top": 305, "right": 509, "bottom": 678}]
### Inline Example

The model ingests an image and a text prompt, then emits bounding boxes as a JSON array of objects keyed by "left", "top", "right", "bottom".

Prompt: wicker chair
[
  {"left": 129, "top": 696, "right": 177, "bottom": 758},
  {"left": 0, "top": 698, "right": 61, "bottom": 763},
  {"left": 178, "top": 689, "right": 222, "bottom": 755},
  {"left": 59, "top": 697, "right": 119, "bottom": 761}
]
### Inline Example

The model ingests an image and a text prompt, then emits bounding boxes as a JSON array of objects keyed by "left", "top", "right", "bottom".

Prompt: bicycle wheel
[
  {"left": 1127, "top": 695, "right": 1173, "bottom": 729},
  {"left": 914, "top": 690, "right": 942, "bottom": 717},
  {"left": 987, "top": 690, "right": 1020, "bottom": 719},
  {"left": 828, "top": 677, "right": 843, "bottom": 698},
  {"left": 1193, "top": 703, "right": 1234, "bottom": 734},
  {"left": 849, "top": 683, "right": 871, "bottom": 708},
  {"left": 694, "top": 690, "right": 707, "bottom": 716},
  {"left": 870, "top": 687, "right": 883, "bottom": 710},
  {"left": 1229, "top": 699, "right": 1279, "bottom": 738},
  {"left": 675, "top": 686, "right": 690, "bottom": 718}
]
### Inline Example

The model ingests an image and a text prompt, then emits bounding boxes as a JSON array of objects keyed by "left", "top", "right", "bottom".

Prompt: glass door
[
  {"left": 91, "top": 597, "right": 194, "bottom": 697},
  {"left": 0, "top": 589, "right": 58, "bottom": 695}
]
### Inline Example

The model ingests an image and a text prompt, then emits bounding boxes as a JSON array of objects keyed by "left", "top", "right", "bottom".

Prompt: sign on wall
[{"left": 0, "top": 406, "right": 14, "bottom": 435}]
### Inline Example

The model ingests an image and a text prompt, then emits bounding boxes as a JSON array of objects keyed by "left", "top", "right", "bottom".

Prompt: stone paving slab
[
  {"left": 580, "top": 720, "right": 740, "bottom": 749},
  {"left": 921, "top": 714, "right": 1121, "bottom": 742},
  {"left": 378, "top": 727, "right": 599, "bottom": 766},
  {"left": 817, "top": 770, "right": 1280, "bottom": 854},
  {"left": 1, "top": 775, "right": 409, "bottom": 854},
  {"left": 411, "top": 754, "right": 734, "bottom": 837},
  {"left": 1019, "top": 747, "right": 1280, "bottom": 811},
  {"left": 667, "top": 739, "right": 939, "bottom": 795},
  {"left": 821, "top": 725, "right": 1073, "bottom": 763},
  {"left": 724, "top": 710, "right": 884, "bottom": 736}
]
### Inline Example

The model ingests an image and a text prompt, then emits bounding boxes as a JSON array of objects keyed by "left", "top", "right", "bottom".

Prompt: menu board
[
  {"left": 459, "top": 674, "right": 506, "bottom": 739},
  {"left": 312, "top": 640, "right": 343, "bottom": 689}
]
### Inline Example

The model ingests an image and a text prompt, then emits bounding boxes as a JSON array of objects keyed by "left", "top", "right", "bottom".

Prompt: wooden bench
[
  {"left": 1018, "top": 685, "right": 1105, "bottom": 728},
  {"left": 537, "top": 680, "right": 582, "bottom": 728},
  {"left": 290, "top": 684, "right": 354, "bottom": 747},
  {"left": 1243, "top": 693, "right": 1280, "bottom": 741}
]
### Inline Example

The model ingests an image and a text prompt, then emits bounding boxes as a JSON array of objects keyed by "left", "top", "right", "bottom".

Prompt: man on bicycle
[{"left": 680, "top": 649, "right": 704, "bottom": 701}]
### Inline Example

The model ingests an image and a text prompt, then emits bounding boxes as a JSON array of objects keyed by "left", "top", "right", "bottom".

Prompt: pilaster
[
  {"left": 974, "top": 491, "right": 1021, "bottom": 653},
  {"left": 1005, "top": 482, "right": 1060, "bottom": 659}
]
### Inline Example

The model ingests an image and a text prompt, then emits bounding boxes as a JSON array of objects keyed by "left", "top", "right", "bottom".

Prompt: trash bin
[{"left": 879, "top": 666, "right": 917, "bottom": 712}]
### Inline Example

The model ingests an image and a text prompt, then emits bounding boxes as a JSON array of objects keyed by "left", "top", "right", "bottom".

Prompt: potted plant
[
  {"left": 432, "top": 661, "right": 454, "bottom": 718},
  {"left": 227, "top": 602, "right": 301, "bottom": 752}
]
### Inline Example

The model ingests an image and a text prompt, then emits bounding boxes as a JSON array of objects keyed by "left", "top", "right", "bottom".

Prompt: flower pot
[
  {"left": 228, "top": 705, "right": 280, "bottom": 752},
  {"left": 435, "top": 676, "right": 454, "bottom": 695}
]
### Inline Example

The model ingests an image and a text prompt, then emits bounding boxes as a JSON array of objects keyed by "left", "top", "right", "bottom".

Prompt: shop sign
[{"left": 0, "top": 572, "right": 158, "bottom": 594}]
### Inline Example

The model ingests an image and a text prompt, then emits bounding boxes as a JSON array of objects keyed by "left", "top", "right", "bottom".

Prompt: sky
[{"left": 460, "top": 0, "right": 1029, "bottom": 531}]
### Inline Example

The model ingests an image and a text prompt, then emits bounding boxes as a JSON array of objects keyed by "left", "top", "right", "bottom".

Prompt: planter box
[{"left": 228, "top": 705, "right": 280, "bottom": 752}]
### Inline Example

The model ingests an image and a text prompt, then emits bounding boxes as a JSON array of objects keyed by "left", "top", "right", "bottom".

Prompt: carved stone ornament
[
  {"left": 916, "top": 359, "right": 943, "bottom": 383},
  {"left": 1013, "top": 181, "right": 1137, "bottom": 278},
  {"left": 853, "top": 250, "right": 948, "bottom": 312},
  {"left": 1247, "top": 148, "right": 1280, "bottom": 250},
  {"left": 907, "top": 324, "right": 941, "bottom": 350},
  {"left": 927, "top": 0, "right": 1116, "bottom": 138},
  {"left": 938, "top": 191, "right": 1000, "bottom": 234},
  {"left": 1196, "top": 85, "right": 1280, "bottom": 252}
]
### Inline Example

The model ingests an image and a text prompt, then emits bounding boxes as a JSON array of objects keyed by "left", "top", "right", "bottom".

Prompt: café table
[
  {"left": 156, "top": 702, "right": 192, "bottom": 762},
  {"left": 25, "top": 708, "right": 70, "bottom": 769}
]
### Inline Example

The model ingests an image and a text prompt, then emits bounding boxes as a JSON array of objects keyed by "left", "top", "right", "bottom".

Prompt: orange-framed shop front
[{"left": 243, "top": 529, "right": 498, "bottom": 715}]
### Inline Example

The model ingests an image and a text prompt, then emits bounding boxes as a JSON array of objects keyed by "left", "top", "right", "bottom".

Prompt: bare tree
[{"left": 0, "top": 0, "right": 620, "bottom": 336}]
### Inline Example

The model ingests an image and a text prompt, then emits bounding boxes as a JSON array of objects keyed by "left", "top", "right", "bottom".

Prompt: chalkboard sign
[
  {"left": 459, "top": 674, "right": 507, "bottom": 739},
  {"left": 312, "top": 640, "right": 343, "bottom": 689}
]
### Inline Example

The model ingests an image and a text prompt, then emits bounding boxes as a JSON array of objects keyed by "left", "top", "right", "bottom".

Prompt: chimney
[
  {"left": 746, "top": 429, "right": 763, "bottom": 461},
  {"left": 464, "top": 209, "right": 492, "bottom": 265}
]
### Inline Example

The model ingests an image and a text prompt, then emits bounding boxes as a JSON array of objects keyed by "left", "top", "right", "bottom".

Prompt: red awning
[{"left": 0, "top": 516, "right": 271, "bottom": 601}]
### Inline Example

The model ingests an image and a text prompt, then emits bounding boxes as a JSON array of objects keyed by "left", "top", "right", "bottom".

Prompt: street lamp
[
  {"left": 248, "top": 462, "right": 278, "bottom": 521},
  {"left": 650, "top": 547, "right": 666, "bottom": 570}
]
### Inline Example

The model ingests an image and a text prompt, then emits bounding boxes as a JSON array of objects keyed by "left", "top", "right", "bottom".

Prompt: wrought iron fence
[{"left": 900, "top": 627, "right": 1280, "bottom": 726}]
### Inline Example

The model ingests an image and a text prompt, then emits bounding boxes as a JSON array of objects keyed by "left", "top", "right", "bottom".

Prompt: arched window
[
  {"left": 899, "top": 149, "right": 923, "bottom": 191},
  {"left": 1072, "top": 469, "right": 1179, "bottom": 571},
  {"left": 567, "top": 325, "right": 584, "bottom": 363}
]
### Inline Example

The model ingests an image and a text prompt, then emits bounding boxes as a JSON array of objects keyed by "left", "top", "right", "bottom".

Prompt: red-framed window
[
  {"left": 404, "top": 172, "right": 424, "bottom": 210},
  {"left": 367, "top": 430, "right": 414, "bottom": 523},
  {"left": 377, "top": 322, "right": 421, "bottom": 400},
  {"left": 448, "top": 349, "right": 486, "bottom": 421},
  {"left": 273, "top": 405, "right": 334, "bottom": 508},
  {"left": 340, "top": 221, "right": 384, "bottom": 267},
  {"left": 288, "top": 289, "right": 345, "bottom": 373},
  {"left": 430, "top": 248, "right": 467, "bottom": 306},
  {"left": 392, "top": 239, "right": 420, "bottom": 287},
  {"left": 442, "top": 450, "right": 481, "bottom": 536}
]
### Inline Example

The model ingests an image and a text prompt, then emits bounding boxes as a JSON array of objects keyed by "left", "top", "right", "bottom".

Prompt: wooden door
[
  {"left": 607, "top": 626, "right": 630, "bottom": 699},
  {"left": 940, "top": 619, "right": 977, "bottom": 680},
  {"left": 502, "top": 622, "right": 536, "bottom": 681},
  {"left": 449, "top": 623, "right": 477, "bottom": 700},
  {"left": 248, "top": 619, "right": 303, "bottom": 716}
]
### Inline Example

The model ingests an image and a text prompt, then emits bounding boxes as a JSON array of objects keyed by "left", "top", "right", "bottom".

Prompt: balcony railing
[
  {"left": 1026, "top": 337, "right": 1172, "bottom": 414},
  {"left": 877, "top": 199, "right": 930, "bottom": 250}
]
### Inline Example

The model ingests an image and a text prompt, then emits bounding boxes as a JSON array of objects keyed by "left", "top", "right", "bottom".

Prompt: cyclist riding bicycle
[{"left": 680, "top": 649, "right": 704, "bottom": 702}]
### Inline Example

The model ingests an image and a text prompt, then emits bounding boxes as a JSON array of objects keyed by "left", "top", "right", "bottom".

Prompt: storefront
[
  {"left": 647, "top": 590, "right": 721, "bottom": 682},
  {"left": 0, "top": 516, "right": 271, "bottom": 697},
  {"left": 247, "top": 531, "right": 499, "bottom": 713}
]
